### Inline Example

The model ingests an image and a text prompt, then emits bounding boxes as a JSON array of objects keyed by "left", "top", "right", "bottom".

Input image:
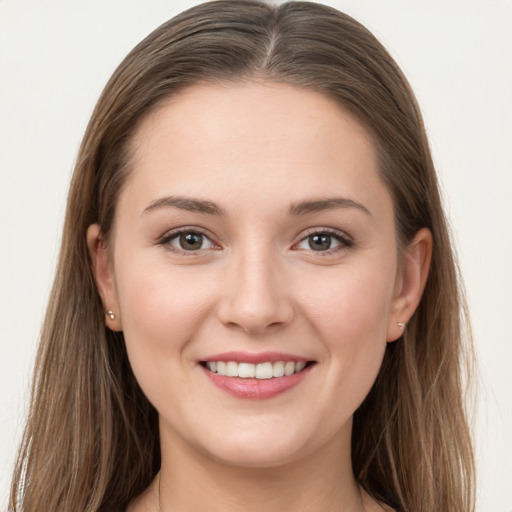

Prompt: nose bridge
[{"left": 218, "top": 240, "right": 293, "bottom": 333}]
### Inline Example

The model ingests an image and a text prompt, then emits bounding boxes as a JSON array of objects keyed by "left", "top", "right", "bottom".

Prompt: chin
[
  {"left": 188, "top": 416, "right": 336, "bottom": 469},
  {"left": 206, "top": 439, "right": 308, "bottom": 469}
]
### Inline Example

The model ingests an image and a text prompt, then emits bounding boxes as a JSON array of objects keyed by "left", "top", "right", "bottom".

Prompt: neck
[{"left": 150, "top": 419, "right": 366, "bottom": 512}]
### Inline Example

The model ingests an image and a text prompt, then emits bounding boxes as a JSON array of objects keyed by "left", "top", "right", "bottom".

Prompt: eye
[
  {"left": 165, "top": 230, "right": 214, "bottom": 251},
  {"left": 294, "top": 230, "right": 352, "bottom": 253}
]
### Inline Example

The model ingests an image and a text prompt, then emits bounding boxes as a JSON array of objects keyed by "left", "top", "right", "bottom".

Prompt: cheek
[
  {"left": 113, "top": 261, "right": 215, "bottom": 391},
  {"left": 296, "top": 261, "right": 395, "bottom": 404},
  {"left": 299, "top": 262, "right": 396, "bottom": 345}
]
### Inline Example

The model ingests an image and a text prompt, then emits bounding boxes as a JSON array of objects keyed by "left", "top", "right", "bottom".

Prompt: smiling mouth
[{"left": 200, "top": 360, "right": 315, "bottom": 379}]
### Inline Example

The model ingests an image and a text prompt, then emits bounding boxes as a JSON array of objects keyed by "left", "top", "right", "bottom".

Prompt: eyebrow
[
  {"left": 288, "top": 197, "right": 371, "bottom": 217},
  {"left": 142, "top": 195, "right": 370, "bottom": 218},
  {"left": 143, "top": 196, "right": 226, "bottom": 216}
]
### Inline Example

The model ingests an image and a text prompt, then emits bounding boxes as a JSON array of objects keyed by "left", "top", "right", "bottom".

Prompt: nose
[{"left": 217, "top": 249, "right": 295, "bottom": 334}]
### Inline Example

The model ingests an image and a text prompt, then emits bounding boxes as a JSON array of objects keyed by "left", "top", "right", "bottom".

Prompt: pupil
[
  {"left": 309, "top": 234, "right": 331, "bottom": 251},
  {"left": 180, "top": 232, "right": 203, "bottom": 250}
]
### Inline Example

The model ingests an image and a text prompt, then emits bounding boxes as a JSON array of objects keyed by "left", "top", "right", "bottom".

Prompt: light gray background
[{"left": 1, "top": 1, "right": 511, "bottom": 510}]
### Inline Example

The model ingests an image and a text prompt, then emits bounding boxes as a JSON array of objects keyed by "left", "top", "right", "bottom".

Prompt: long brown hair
[{"left": 10, "top": 2, "right": 475, "bottom": 511}]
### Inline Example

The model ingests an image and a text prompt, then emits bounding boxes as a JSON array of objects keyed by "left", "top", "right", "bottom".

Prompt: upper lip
[{"left": 200, "top": 351, "right": 313, "bottom": 364}]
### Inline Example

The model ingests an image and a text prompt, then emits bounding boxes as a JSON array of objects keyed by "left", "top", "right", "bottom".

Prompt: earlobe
[
  {"left": 86, "top": 224, "right": 123, "bottom": 331},
  {"left": 387, "top": 228, "right": 432, "bottom": 342}
]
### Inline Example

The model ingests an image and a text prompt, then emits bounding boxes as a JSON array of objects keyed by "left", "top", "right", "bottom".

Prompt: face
[{"left": 90, "top": 82, "right": 426, "bottom": 469}]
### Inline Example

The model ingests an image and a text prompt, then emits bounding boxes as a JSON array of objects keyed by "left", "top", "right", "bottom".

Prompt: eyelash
[
  {"left": 293, "top": 228, "right": 353, "bottom": 256},
  {"left": 157, "top": 227, "right": 219, "bottom": 256},
  {"left": 157, "top": 227, "right": 353, "bottom": 255}
]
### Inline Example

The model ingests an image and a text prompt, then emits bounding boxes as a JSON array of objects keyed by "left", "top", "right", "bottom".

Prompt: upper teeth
[{"left": 206, "top": 361, "right": 307, "bottom": 379}]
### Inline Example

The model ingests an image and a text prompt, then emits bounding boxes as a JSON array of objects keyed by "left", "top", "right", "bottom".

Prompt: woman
[{"left": 9, "top": 1, "right": 475, "bottom": 511}]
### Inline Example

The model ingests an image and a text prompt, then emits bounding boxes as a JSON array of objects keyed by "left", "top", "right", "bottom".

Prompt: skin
[{"left": 88, "top": 82, "right": 431, "bottom": 512}]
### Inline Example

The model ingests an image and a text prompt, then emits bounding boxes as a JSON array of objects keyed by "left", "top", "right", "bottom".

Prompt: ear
[
  {"left": 387, "top": 228, "right": 432, "bottom": 342},
  {"left": 87, "top": 224, "right": 123, "bottom": 331}
]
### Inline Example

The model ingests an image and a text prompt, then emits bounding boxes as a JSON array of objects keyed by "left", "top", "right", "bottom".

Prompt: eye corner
[
  {"left": 292, "top": 228, "right": 354, "bottom": 255},
  {"left": 156, "top": 227, "right": 221, "bottom": 255}
]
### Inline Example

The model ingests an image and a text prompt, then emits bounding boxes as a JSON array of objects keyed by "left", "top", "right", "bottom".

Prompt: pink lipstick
[{"left": 199, "top": 351, "right": 315, "bottom": 399}]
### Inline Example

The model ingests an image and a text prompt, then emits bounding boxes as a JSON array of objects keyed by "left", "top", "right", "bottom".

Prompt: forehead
[
  {"left": 121, "top": 82, "right": 392, "bottom": 222},
  {"left": 131, "top": 81, "right": 375, "bottom": 167}
]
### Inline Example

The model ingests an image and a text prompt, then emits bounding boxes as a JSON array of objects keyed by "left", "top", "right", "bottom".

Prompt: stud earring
[
  {"left": 107, "top": 310, "right": 115, "bottom": 320},
  {"left": 397, "top": 322, "right": 405, "bottom": 328}
]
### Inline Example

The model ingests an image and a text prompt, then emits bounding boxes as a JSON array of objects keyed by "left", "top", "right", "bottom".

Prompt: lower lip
[{"left": 201, "top": 364, "right": 313, "bottom": 400}]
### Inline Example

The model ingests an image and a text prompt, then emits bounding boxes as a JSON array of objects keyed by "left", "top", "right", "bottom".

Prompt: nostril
[{"left": 216, "top": 276, "right": 295, "bottom": 333}]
